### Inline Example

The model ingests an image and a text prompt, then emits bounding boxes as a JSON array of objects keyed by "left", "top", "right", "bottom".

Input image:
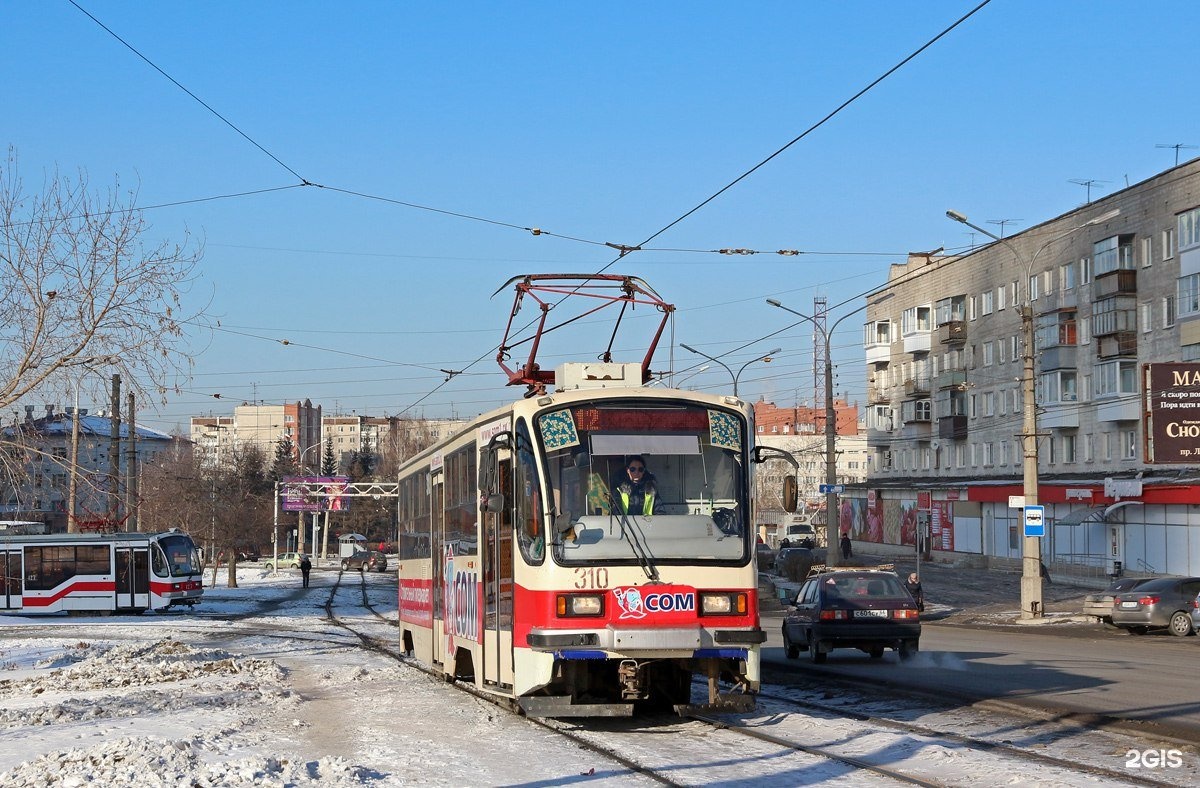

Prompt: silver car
[
  {"left": 1111, "top": 577, "right": 1200, "bottom": 636},
  {"left": 1083, "top": 577, "right": 1153, "bottom": 624}
]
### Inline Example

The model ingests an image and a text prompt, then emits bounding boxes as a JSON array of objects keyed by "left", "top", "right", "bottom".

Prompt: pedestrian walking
[
  {"left": 839, "top": 532, "right": 852, "bottom": 560},
  {"left": 905, "top": 572, "right": 925, "bottom": 612},
  {"left": 300, "top": 554, "right": 312, "bottom": 588}
]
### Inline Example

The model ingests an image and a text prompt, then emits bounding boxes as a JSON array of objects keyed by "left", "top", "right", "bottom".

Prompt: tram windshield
[
  {"left": 537, "top": 402, "right": 749, "bottom": 565},
  {"left": 156, "top": 533, "right": 202, "bottom": 577}
]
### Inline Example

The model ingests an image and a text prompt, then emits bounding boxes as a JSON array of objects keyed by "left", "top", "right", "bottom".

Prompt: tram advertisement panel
[{"left": 399, "top": 577, "right": 434, "bottom": 627}]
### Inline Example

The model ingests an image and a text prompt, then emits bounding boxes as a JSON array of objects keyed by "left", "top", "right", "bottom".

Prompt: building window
[
  {"left": 1122, "top": 429, "right": 1137, "bottom": 460},
  {"left": 1179, "top": 274, "right": 1200, "bottom": 317},
  {"left": 969, "top": 296, "right": 978, "bottom": 321},
  {"left": 1162, "top": 228, "right": 1176, "bottom": 260},
  {"left": 1062, "top": 434, "right": 1077, "bottom": 463},
  {"left": 970, "top": 393, "right": 978, "bottom": 418},
  {"left": 1080, "top": 257, "right": 1092, "bottom": 285},
  {"left": 982, "top": 391, "right": 995, "bottom": 416},
  {"left": 1141, "top": 301, "right": 1153, "bottom": 333},
  {"left": 935, "top": 296, "right": 966, "bottom": 325},
  {"left": 1095, "top": 360, "right": 1137, "bottom": 397},
  {"left": 997, "top": 338, "right": 1006, "bottom": 364},
  {"left": 981, "top": 290, "right": 994, "bottom": 315},
  {"left": 1094, "top": 234, "right": 1135, "bottom": 275},
  {"left": 1184, "top": 343, "right": 1200, "bottom": 362},
  {"left": 1164, "top": 295, "right": 1177, "bottom": 328},
  {"left": 999, "top": 441, "right": 1008, "bottom": 465},
  {"left": 982, "top": 343, "right": 994, "bottom": 366},
  {"left": 1083, "top": 433, "right": 1094, "bottom": 463},
  {"left": 1179, "top": 206, "right": 1200, "bottom": 251},
  {"left": 1141, "top": 236, "right": 1153, "bottom": 267},
  {"left": 1008, "top": 280, "right": 1018, "bottom": 305},
  {"left": 1059, "top": 262, "right": 1077, "bottom": 291},
  {"left": 955, "top": 444, "right": 966, "bottom": 468},
  {"left": 996, "top": 286, "right": 1006, "bottom": 311},
  {"left": 865, "top": 320, "right": 891, "bottom": 346},
  {"left": 1029, "top": 274, "right": 1039, "bottom": 301},
  {"left": 1037, "top": 370, "right": 1077, "bottom": 403},
  {"left": 902, "top": 305, "right": 932, "bottom": 334},
  {"left": 982, "top": 442, "right": 993, "bottom": 466}
]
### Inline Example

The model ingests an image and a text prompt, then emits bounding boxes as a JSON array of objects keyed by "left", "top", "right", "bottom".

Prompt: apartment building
[
  {"left": 752, "top": 399, "right": 867, "bottom": 537},
  {"left": 2, "top": 406, "right": 172, "bottom": 530},
  {"left": 854, "top": 159, "right": 1200, "bottom": 577},
  {"left": 190, "top": 400, "right": 322, "bottom": 469}
]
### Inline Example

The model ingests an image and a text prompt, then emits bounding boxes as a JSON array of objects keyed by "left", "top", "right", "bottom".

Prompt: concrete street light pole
[
  {"left": 679, "top": 344, "right": 781, "bottom": 397},
  {"left": 946, "top": 208, "right": 1119, "bottom": 619},
  {"left": 766, "top": 299, "right": 867, "bottom": 566}
]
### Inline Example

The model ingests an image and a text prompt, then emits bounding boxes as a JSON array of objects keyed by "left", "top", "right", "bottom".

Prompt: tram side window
[
  {"left": 24, "top": 546, "right": 76, "bottom": 591},
  {"left": 514, "top": 420, "right": 545, "bottom": 565},
  {"left": 76, "top": 546, "right": 110, "bottom": 576}
]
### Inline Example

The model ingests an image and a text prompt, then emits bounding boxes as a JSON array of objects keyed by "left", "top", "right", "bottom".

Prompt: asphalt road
[{"left": 761, "top": 608, "right": 1200, "bottom": 744}]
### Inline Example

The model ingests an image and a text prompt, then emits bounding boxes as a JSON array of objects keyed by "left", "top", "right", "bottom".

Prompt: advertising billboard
[
  {"left": 281, "top": 476, "right": 351, "bottom": 511},
  {"left": 1143, "top": 363, "right": 1200, "bottom": 463}
]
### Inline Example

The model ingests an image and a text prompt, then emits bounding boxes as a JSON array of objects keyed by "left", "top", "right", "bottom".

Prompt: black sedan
[{"left": 782, "top": 570, "right": 921, "bottom": 663}]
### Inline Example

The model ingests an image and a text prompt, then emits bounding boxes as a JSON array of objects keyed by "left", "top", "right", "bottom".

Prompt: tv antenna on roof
[
  {"left": 1069, "top": 178, "right": 1109, "bottom": 204},
  {"left": 986, "top": 219, "right": 1020, "bottom": 238},
  {"left": 1156, "top": 143, "right": 1198, "bottom": 167}
]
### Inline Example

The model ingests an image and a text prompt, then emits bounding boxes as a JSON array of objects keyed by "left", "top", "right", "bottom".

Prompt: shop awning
[{"left": 1054, "top": 506, "right": 1107, "bottom": 526}]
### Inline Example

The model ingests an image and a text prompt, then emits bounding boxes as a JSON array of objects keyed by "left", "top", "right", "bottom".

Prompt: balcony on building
[
  {"left": 1040, "top": 403, "right": 1079, "bottom": 430},
  {"left": 938, "top": 320, "right": 967, "bottom": 346},
  {"left": 1036, "top": 310, "right": 1077, "bottom": 370},
  {"left": 868, "top": 383, "right": 890, "bottom": 404},
  {"left": 935, "top": 369, "right": 967, "bottom": 390},
  {"left": 864, "top": 320, "right": 892, "bottom": 365},
  {"left": 904, "top": 375, "right": 931, "bottom": 397},
  {"left": 900, "top": 398, "right": 932, "bottom": 441},
  {"left": 1096, "top": 332, "right": 1138, "bottom": 359},
  {"left": 938, "top": 414, "right": 968, "bottom": 440},
  {"left": 901, "top": 305, "right": 933, "bottom": 354},
  {"left": 1093, "top": 269, "right": 1138, "bottom": 299},
  {"left": 1037, "top": 287, "right": 1077, "bottom": 313},
  {"left": 1096, "top": 394, "right": 1139, "bottom": 422}
]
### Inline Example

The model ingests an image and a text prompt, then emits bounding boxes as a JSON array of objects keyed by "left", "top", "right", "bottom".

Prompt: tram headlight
[
  {"left": 557, "top": 593, "right": 604, "bottom": 617},
  {"left": 700, "top": 592, "right": 748, "bottom": 616}
]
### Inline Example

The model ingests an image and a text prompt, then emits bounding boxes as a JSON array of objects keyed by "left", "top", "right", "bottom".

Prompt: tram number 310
[{"left": 573, "top": 567, "right": 610, "bottom": 590}]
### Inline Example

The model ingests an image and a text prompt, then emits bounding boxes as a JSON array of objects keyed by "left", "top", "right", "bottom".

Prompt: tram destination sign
[{"left": 1143, "top": 363, "right": 1200, "bottom": 464}]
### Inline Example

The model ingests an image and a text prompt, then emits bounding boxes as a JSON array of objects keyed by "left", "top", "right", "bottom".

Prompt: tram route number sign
[
  {"left": 1143, "top": 362, "right": 1200, "bottom": 464},
  {"left": 1023, "top": 505, "right": 1045, "bottom": 538}
]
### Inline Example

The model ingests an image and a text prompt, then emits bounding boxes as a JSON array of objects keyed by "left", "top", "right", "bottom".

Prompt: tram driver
[{"left": 612, "top": 455, "right": 663, "bottom": 516}]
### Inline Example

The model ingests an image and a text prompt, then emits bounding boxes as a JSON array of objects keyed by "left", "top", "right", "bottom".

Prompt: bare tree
[{"left": 0, "top": 149, "right": 205, "bottom": 505}]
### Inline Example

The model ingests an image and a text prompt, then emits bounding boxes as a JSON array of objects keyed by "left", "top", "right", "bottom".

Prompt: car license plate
[
  {"left": 853, "top": 609, "right": 888, "bottom": 618},
  {"left": 1120, "top": 601, "right": 1138, "bottom": 608}
]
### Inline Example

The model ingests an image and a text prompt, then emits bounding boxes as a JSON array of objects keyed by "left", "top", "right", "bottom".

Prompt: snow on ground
[
  {"left": 0, "top": 567, "right": 1188, "bottom": 786},
  {"left": 0, "top": 568, "right": 655, "bottom": 787}
]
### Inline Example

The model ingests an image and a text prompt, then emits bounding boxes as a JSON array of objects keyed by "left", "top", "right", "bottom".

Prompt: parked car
[
  {"left": 341, "top": 550, "right": 387, "bottom": 572},
  {"left": 1111, "top": 576, "right": 1200, "bottom": 636},
  {"left": 776, "top": 547, "right": 816, "bottom": 582},
  {"left": 782, "top": 569, "right": 921, "bottom": 663},
  {"left": 755, "top": 542, "right": 776, "bottom": 571},
  {"left": 263, "top": 552, "right": 302, "bottom": 570},
  {"left": 1083, "top": 577, "right": 1153, "bottom": 624}
]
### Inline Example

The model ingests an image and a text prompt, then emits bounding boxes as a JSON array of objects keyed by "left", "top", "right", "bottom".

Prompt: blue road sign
[{"left": 1023, "top": 504, "right": 1045, "bottom": 537}]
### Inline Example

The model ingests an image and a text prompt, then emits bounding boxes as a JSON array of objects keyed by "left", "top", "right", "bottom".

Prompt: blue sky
[{"left": 7, "top": 1, "right": 1199, "bottom": 434}]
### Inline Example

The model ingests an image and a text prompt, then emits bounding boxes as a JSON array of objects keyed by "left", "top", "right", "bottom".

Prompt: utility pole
[
  {"left": 108, "top": 374, "right": 121, "bottom": 528},
  {"left": 947, "top": 207, "right": 1120, "bottom": 618},
  {"left": 126, "top": 391, "right": 137, "bottom": 532}
]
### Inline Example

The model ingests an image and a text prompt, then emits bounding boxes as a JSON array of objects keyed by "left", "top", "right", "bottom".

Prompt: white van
[{"left": 782, "top": 514, "right": 825, "bottom": 547}]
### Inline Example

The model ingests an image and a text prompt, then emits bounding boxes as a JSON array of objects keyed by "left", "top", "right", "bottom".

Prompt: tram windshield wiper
[{"left": 612, "top": 510, "right": 659, "bottom": 582}]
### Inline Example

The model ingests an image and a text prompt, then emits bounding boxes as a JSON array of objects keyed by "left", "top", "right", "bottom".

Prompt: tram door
[
  {"left": 0, "top": 550, "right": 21, "bottom": 610},
  {"left": 483, "top": 457, "right": 514, "bottom": 689},
  {"left": 114, "top": 547, "right": 150, "bottom": 611},
  {"left": 430, "top": 471, "right": 446, "bottom": 668}
]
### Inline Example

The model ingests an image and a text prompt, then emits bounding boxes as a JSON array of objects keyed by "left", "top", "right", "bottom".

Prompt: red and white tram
[
  {"left": 397, "top": 362, "right": 797, "bottom": 716},
  {"left": 0, "top": 529, "right": 203, "bottom": 615}
]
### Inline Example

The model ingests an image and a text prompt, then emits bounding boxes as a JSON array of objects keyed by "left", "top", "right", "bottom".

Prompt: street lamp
[
  {"left": 766, "top": 298, "right": 868, "bottom": 567},
  {"left": 679, "top": 345, "right": 781, "bottom": 397},
  {"left": 947, "top": 207, "right": 1120, "bottom": 619}
]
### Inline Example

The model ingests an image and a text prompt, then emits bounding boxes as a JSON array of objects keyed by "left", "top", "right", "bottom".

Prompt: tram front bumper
[{"left": 527, "top": 626, "right": 765, "bottom": 654}]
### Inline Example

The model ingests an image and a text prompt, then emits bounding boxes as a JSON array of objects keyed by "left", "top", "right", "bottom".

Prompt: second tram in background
[
  {"left": 396, "top": 360, "right": 797, "bottom": 716},
  {"left": 0, "top": 528, "right": 203, "bottom": 615}
]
